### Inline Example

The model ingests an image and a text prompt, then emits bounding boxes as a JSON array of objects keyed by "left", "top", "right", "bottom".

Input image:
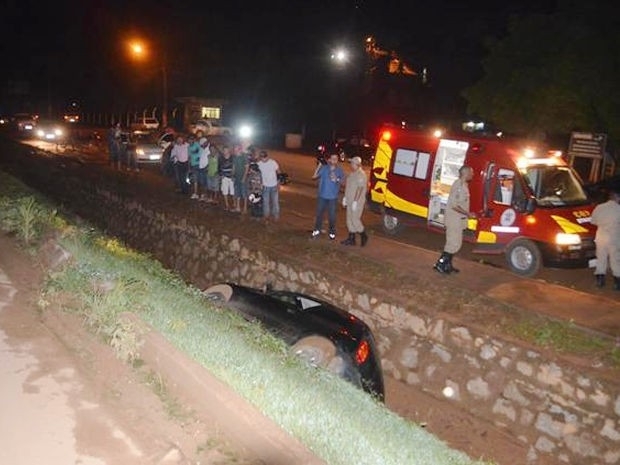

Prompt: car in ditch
[{"left": 202, "top": 282, "right": 385, "bottom": 401}]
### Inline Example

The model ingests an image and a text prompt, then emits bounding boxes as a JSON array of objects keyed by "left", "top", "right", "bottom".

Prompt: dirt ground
[{"left": 0, "top": 232, "right": 294, "bottom": 465}]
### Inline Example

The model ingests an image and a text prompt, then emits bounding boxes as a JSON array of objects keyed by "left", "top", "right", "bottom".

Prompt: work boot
[
  {"left": 340, "top": 233, "right": 356, "bottom": 246},
  {"left": 433, "top": 252, "right": 451, "bottom": 274},
  {"left": 360, "top": 231, "right": 368, "bottom": 247},
  {"left": 446, "top": 253, "right": 460, "bottom": 273},
  {"left": 614, "top": 276, "right": 620, "bottom": 291},
  {"left": 595, "top": 274, "right": 606, "bottom": 288}
]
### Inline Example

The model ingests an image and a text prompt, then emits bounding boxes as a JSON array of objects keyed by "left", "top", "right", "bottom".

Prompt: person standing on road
[
  {"left": 311, "top": 153, "right": 345, "bottom": 240},
  {"left": 188, "top": 134, "right": 201, "bottom": 199},
  {"left": 341, "top": 156, "right": 368, "bottom": 246},
  {"left": 434, "top": 165, "right": 476, "bottom": 274},
  {"left": 257, "top": 150, "right": 281, "bottom": 223},
  {"left": 170, "top": 135, "right": 189, "bottom": 195},
  {"left": 219, "top": 145, "right": 235, "bottom": 210},
  {"left": 591, "top": 189, "right": 620, "bottom": 289},
  {"left": 232, "top": 143, "right": 249, "bottom": 214},
  {"left": 107, "top": 122, "right": 122, "bottom": 170}
]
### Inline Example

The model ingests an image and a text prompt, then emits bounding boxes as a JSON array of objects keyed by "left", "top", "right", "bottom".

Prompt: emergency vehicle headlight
[{"left": 555, "top": 233, "right": 581, "bottom": 245}]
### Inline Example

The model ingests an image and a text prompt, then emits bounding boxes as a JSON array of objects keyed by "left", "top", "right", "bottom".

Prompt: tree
[{"left": 463, "top": 1, "right": 620, "bottom": 148}]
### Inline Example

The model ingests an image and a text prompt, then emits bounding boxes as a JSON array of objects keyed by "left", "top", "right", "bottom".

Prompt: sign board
[{"left": 567, "top": 132, "right": 607, "bottom": 159}]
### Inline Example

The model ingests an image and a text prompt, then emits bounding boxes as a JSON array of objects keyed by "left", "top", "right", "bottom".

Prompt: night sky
[{"left": 1, "top": 0, "right": 556, "bottom": 127}]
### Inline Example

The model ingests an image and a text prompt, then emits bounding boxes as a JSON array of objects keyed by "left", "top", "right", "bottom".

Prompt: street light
[{"left": 128, "top": 39, "right": 168, "bottom": 128}]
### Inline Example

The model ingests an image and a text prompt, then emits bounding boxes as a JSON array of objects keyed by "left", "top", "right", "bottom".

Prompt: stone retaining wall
[{"left": 34, "top": 178, "right": 620, "bottom": 465}]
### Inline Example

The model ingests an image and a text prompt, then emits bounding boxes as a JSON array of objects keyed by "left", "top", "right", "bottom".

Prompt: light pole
[{"left": 128, "top": 39, "right": 168, "bottom": 128}]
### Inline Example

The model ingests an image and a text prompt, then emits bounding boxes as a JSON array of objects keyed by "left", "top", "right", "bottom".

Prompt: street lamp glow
[
  {"left": 331, "top": 48, "right": 349, "bottom": 63},
  {"left": 131, "top": 43, "right": 144, "bottom": 55}
]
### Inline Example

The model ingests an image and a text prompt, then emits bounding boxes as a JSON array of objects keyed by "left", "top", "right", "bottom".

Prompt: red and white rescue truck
[{"left": 368, "top": 126, "right": 597, "bottom": 276}]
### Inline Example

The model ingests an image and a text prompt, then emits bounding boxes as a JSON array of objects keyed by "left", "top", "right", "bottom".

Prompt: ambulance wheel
[
  {"left": 382, "top": 213, "right": 402, "bottom": 235},
  {"left": 506, "top": 238, "right": 541, "bottom": 276}
]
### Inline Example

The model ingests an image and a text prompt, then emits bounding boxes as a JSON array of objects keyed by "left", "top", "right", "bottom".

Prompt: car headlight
[
  {"left": 54, "top": 128, "right": 63, "bottom": 136},
  {"left": 555, "top": 233, "right": 581, "bottom": 245},
  {"left": 136, "top": 149, "right": 145, "bottom": 155},
  {"left": 36, "top": 129, "right": 44, "bottom": 137}
]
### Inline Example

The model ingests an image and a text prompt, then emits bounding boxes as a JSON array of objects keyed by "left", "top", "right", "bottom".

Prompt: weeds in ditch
[{"left": 509, "top": 317, "right": 617, "bottom": 365}]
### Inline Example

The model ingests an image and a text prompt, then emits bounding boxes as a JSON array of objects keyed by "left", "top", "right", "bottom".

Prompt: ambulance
[{"left": 368, "top": 125, "right": 597, "bottom": 276}]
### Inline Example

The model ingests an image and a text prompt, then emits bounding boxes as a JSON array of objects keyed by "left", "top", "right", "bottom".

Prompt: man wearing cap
[
  {"left": 591, "top": 189, "right": 620, "bottom": 289},
  {"left": 341, "top": 156, "right": 368, "bottom": 246}
]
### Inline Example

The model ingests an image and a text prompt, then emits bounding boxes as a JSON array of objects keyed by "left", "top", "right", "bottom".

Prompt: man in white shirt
[
  {"left": 591, "top": 189, "right": 620, "bottom": 289},
  {"left": 257, "top": 151, "right": 281, "bottom": 223},
  {"left": 170, "top": 135, "right": 189, "bottom": 195}
]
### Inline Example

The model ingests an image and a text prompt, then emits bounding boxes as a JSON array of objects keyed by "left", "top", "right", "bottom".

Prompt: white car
[
  {"left": 130, "top": 117, "right": 160, "bottom": 132},
  {"left": 191, "top": 119, "right": 233, "bottom": 136},
  {"left": 121, "top": 132, "right": 174, "bottom": 163}
]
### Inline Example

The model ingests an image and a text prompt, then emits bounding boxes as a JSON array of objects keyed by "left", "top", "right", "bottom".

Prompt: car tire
[
  {"left": 203, "top": 284, "right": 234, "bottom": 303},
  {"left": 290, "top": 335, "right": 338, "bottom": 369},
  {"left": 505, "top": 238, "right": 542, "bottom": 277}
]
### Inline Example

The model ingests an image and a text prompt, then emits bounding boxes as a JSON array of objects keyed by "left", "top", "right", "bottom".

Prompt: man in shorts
[{"left": 219, "top": 145, "right": 235, "bottom": 210}]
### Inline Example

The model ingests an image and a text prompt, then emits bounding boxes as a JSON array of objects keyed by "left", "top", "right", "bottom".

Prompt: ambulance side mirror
[{"left": 515, "top": 197, "right": 536, "bottom": 214}]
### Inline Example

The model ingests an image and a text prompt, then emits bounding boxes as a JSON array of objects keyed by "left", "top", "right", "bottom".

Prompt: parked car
[
  {"left": 120, "top": 131, "right": 174, "bottom": 163},
  {"left": 316, "top": 136, "right": 374, "bottom": 165},
  {"left": 130, "top": 117, "right": 160, "bottom": 132},
  {"left": 13, "top": 113, "right": 37, "bottom": 132},
  {"left": 190, "top": 119, "right": 233, "bottom": 136},
  {"left": 202, "top": 282, "right": 385, "bottom": 400},
  {"left": 34, "top": 119, "right": 66, "bottom": 141}
]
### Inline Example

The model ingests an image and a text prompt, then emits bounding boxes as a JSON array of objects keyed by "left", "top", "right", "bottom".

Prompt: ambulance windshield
[{"left": 521, "top": 166, "right": 588, "bottom": 207}]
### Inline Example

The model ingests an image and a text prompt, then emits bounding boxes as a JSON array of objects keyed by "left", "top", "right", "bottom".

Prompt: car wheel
[
  {"left": 203, "top": 284, "right": 233, "bottom": 303},
  {"left": 382, "top": 213, "right": 402, "bottom": 235},
  {"left": 505, "top": 238, "right": 542, "bottom": 276},
  {"left": 290, "top": 335, "right": 339, "bottom": 370}
]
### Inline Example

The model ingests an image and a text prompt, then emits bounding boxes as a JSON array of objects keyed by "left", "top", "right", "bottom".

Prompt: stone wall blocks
[
  {"left": 534, "top": 436, "right": 557, "bottom": 454},
  {"left": 400, "top": 347, "right": 419, "bottom": 369},
  {"left": 517, "top": 361, "right": 534, "bottom": 377},
  {"left": 600, "top": 419, "right": 620, "bottom": 441},
  {"left": 536, "top": 362, "right": 563, "bottom": 387},
  {"left": 466, "top": 376, "right": 491, "bottom": 400},
  {"left": 492, "top": 398, "right": 517, "bottom": 422},
  {"left": 408, "top": 314, "right": 428, "bottom": 337},
  {"left": 480, "top": 344, "right": 498, "bottom": 360},
  {"left": 449, "top": 326, "right": 472, "bottom": 349},
  {"left": 431, "top": 344, "right": 451, "bottom": 363},
  {"left": 429, "top": 319, "right": 445, "bottom": 342}
]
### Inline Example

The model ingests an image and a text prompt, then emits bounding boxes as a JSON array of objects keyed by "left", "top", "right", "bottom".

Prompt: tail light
[{"left": 355, "top": 339, "right": 370, "bottom": 364}]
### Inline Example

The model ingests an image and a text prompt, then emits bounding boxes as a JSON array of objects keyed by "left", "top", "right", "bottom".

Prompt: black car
[{"left": 202, "top": 283, "right": 385, "bottom": 401}]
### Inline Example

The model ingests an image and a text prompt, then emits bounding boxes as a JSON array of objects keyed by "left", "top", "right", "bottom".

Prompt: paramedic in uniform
[
  {"left": 591, "top": 189, "right": 620, "bottom": 290},
  {"left": 341, "top": 156, "right": 368, "bottom": 246},
  {"left": 434, "top": 165, "right": 476, "bottom": 274}
]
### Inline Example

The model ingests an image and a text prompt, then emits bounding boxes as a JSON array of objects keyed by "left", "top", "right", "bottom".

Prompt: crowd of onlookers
[{"left": 107, "top": 123, "right": 283, "bottom": 222}]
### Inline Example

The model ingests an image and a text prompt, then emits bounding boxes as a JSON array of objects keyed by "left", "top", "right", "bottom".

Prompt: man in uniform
[
  {"left": 434, "top": 165, "right": 476, "bottom": 273},
  {"left": 591, "top": 189, "right": 620, "bottom": 289},
  {"left": 341, "top": 156, "right": 368, "bottom": 246}
]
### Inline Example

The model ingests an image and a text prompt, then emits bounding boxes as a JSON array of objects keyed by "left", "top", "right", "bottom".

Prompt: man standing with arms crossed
[{"left": 434, "top": 165, "right": 476, "bottom": 274}]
